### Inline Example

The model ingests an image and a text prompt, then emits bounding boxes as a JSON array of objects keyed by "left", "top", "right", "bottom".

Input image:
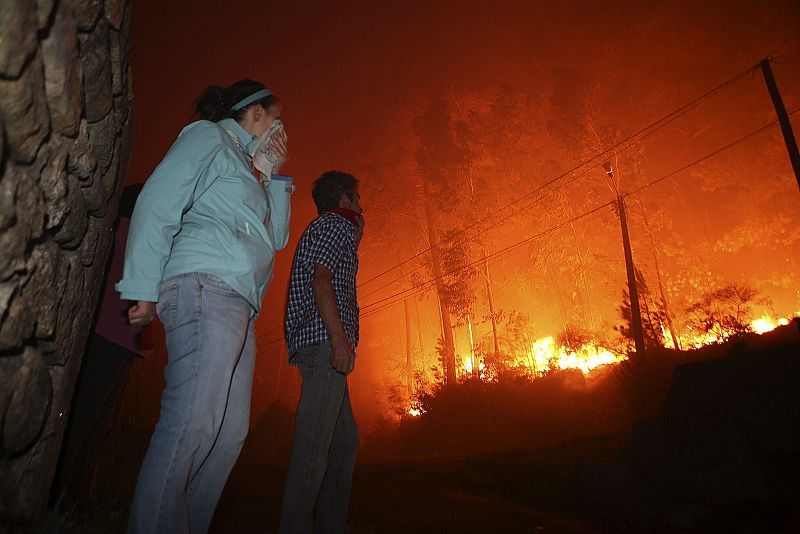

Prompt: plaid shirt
[{"left": 285, "top": 212, "right": 359, "bottom": 359}]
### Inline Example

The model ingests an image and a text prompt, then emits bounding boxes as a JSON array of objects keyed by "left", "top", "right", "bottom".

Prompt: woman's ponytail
[
  {"left": 194, "top": 80, "right": 277, "bottom": 122},
  {"left": 195, "top": 85, "right": 230, "bottom": 122}
]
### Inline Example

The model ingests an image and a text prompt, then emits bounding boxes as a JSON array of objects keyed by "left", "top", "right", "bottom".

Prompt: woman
[{"left": 116, "top": 79, "right": 292, "bottom": 534}]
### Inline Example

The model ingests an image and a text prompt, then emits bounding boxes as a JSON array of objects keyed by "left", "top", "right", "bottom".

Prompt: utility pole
[
  {"left": 604, "top": 162, "right": 646, "bottom": 355},
  {"left": 760, "top": 58, "right": 800, "bottom": 191}
]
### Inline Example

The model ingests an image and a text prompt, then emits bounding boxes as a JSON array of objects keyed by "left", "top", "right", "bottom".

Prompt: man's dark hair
[{"left": 312, "top": 171, "right": 359, "bottom": 212}]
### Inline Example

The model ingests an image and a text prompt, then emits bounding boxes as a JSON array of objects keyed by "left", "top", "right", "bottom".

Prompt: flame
[
  {"left": 683, "top": 315, "right": 793, "bottom": 347},
  {"left": 406, "top": 403, "right": 425, "bottom": 417},
  {"left": 462, "top": 357, "right": 486, "bottom": 375},
  {"left": 750, "top": 315, "right": 791, "bottom": 334},
  {"left": 524, "top": 336, "right": 625, "bottom": 375},
  {"left": 403, "top": 314, "right": 796, "bottom": 418},
  {"left": 751, "top": 317, "right": 777, "bottom": 334}
]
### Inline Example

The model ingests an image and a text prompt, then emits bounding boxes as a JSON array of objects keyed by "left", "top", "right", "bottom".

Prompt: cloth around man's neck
[{"left": 322, "top": 208, "right": 362, "bottom": 226}]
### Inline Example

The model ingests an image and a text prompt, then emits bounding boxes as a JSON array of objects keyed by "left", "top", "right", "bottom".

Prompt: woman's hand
[
  {"left": 128, "top": 301, "right": 156, "bottom": 326},
  {"left": 270, "top": 129, "right": 288, "bottom": 174}
]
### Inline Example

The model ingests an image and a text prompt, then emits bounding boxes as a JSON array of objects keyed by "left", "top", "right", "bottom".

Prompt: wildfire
[
  {"left": 462, "top": 358, "right": 486, "bottom": 375},
  {"left": 683, "top": 315, "right": 793, "bottom": 348},
  {"left": 525, "top": 336, "right": 625, "bottom": 375},
  {"left": 403, "top": 314, "right": 796, "bottom": 418},
  {"left": 751, "top": 316, "right": 790, "bottom": 334}
]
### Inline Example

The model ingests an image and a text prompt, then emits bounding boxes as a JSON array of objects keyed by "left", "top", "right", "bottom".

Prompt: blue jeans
[
  {"left": 279, "top": 342, "right": 359, "bottom": 534},
  {"left": 128, "top": 273, "right": 255, "bottom": 534}
]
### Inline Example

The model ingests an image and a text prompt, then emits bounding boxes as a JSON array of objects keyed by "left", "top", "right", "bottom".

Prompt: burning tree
[
  {"left": 479, "top": 309, "right": 535, "bottom": 379},
  {"left": 414, "top": 98, "right": 474, "bottom": 385},
  {"left": 438, "top": 230, "right": 479, "bottom": 321}
]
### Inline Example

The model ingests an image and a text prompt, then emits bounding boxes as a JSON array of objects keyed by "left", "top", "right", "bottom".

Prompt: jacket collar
[{"left": 218, "top": 118, "right": 255, "bottom": 149}]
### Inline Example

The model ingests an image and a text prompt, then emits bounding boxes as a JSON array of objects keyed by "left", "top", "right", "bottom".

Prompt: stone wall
[{"left": 0, "top": 0, "right": 133, "bottom": 525}]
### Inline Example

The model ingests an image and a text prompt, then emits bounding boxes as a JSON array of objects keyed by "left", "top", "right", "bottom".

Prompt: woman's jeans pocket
[{"left": 156, "top": 281, "right": 179, "bottom": 331}]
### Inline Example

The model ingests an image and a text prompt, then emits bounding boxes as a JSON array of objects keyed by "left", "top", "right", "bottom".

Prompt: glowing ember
[
  {"left": 407, "top": 406, "right": 424, "bottom": 417},
  {"left": 462, "top": 358, "right": 486, "bottom": 375},
  {"left": 684, "top": 326, "right": 720, "bottom": 348}
]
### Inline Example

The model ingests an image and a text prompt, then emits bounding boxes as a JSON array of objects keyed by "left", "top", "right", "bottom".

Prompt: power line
[
  {"left": 358, "top": 112, "right": 792, "bottom": 320},
  {"left": 254, "top": 70, "right": 792, "bottom": 355},
  {"left": 359, "top": 201, "right": 615, "bottom": 317},
  {"left": 256, "top": 114, "right": 789, "bottom": 354},
  {"left": 255, "top": 201, "right": 613, "bottom": 353},
  {"left": 255, "top": 323, "right": 284, "bottom": 341},
  {"left": 355, "top": 62, "right": 760, "bottom": 290},
  {"left": 624, "top": 108, "right": 799, "bottom": 198},
  {"left": 357, "top": 158, "right": 600, "bottom": 302},
  {"left": 258, "top": 61, "right": 764, "bottom": 342},
  {"left": 363, "top": 107, "right": 800, "bottom": 310}
]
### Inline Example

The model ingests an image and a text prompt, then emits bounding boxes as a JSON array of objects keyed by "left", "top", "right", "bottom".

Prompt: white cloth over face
[{"left": 251, "top": 120, "right": 286, "bottom": 186}]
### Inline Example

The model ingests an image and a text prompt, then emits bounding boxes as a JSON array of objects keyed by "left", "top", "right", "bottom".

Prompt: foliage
[
  {"left": 616, "top": 268, "right": 668, "bottom": 350},
  {"left": 685, "top": 282, "right": 758, "bottom": 341},
  {"left": 498, "top": 309, "right": 534, "bottom": 357},
  {"left": 480, "top": 350, "right": 532, "bottom": 382},
  {"left": 388, "top": 367, "right": 627, "bottom": 456},
  {"left": 556, "top": 323, "right": 595, "bottom": 351},
  {"left": 438, "top": 230, "right": 479, "bottom": 322},
  {"left": 432, "top": 335, "right": 447, "bottom": 383},
  {"left": 413, "top": 99, "right": 473, "bottom": 214}
]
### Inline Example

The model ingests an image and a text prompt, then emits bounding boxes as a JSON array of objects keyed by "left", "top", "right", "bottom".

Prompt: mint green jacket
[{"left": 115, "top": 118, "right": 293, "bottom": 315}]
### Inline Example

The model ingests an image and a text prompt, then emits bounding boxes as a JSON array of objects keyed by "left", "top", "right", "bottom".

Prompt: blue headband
[{"left": 231, "top": 88, "right": 273, "bottom": 111}]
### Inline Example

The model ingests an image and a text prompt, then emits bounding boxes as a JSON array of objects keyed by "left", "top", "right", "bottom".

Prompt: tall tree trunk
[
  {"left": 403, "top": 298, "right": 413, "bottom": 397},
  {"left": 482, "top": 249, "right": 499, "bottom": 355},
  {"left": 414, "top": 297, "right": 425, "bottom": 353},
  {"left": 568, "top": 220, "right": 596, "bottom": 332},
  {"left": 467, "top": 313, "right": 477, "bottom": 376},
  {"left": 635, "top": 198, "right": 681, "bottom": 350},
  {"left": 423, "top": 177, "right": 456, "bottom": 385}
]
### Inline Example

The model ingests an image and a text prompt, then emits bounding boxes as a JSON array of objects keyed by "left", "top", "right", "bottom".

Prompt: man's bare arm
[{"left": 311, "top": 264, "right": 356, "bottom": 374}]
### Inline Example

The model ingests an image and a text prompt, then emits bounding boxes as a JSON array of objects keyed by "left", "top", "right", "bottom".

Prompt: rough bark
[{"left": 0, "top": 0, "right": 133, "bottom": 525}]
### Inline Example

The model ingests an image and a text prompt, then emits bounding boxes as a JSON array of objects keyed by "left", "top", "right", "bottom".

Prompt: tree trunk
[
  {"left": 568, "top": 220, "right": 596, "bottom": 332},
  {"left": 467, "top": 313, "right": 477, "bottom": 376},
  {"left": 482, "top": 249, "right": 500, "bottom": 355},
  {"left": 635, "top": 198, "right": 681, "bottom": 350},
  {"left": 422, "top": 177, "right": 456, "bottom": 385},
  {"left": 403, "top": 297, "right": 413, "bottom": 397},
  {"left": 414, "top": 297, "right": 425, "bottom": 353}
]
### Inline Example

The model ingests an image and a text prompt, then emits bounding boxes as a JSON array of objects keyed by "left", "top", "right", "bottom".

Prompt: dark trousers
[
  {"left": 279, "top": 342, "right": 360, "bottom": 534},
  {"left": 51, "top": 334, "right": 137, "bottom": 512}
]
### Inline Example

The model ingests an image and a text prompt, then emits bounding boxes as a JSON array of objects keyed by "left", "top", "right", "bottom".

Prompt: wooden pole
[
  {"left": 760, "top": 58, "right": 800, "bottom": 191},
  {"left": 618, "top": 196, "right": 646, "bottom": 355}
]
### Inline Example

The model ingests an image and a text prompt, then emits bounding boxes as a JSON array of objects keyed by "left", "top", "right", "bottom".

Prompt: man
[{"left": 280, "top": 170, "right": 363, "bottom": 534}]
